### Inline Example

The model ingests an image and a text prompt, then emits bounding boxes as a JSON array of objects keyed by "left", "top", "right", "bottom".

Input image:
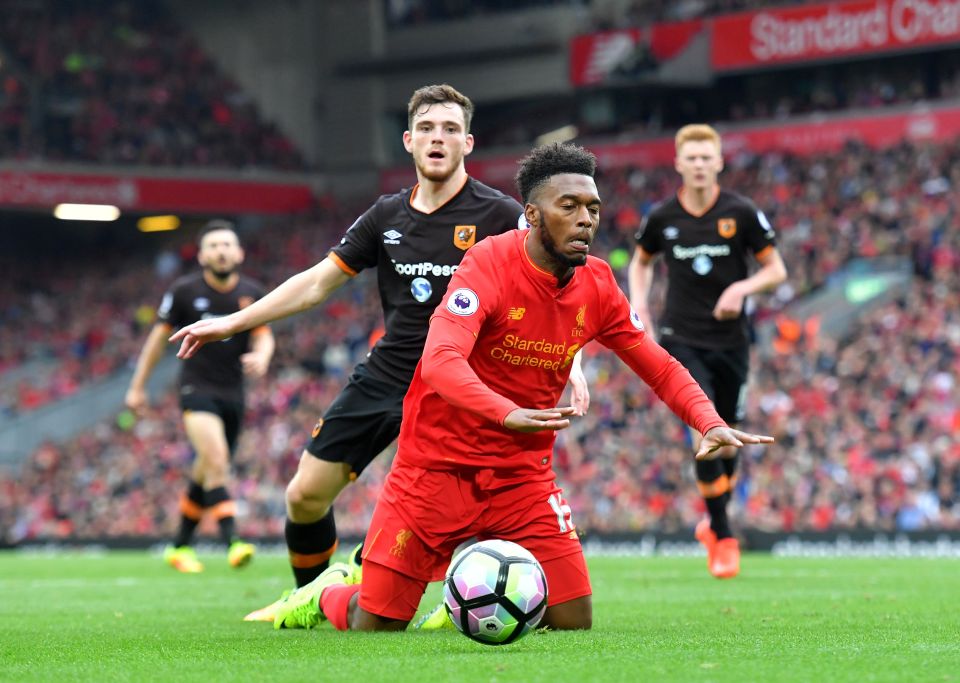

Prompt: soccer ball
[{"left": 443, "top": 539, "right": 548, "bottom": 646}]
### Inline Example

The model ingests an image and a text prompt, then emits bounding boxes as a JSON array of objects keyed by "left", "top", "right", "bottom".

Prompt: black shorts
[
  {"left": 179, "top": 392, "right": 245, "bottom": 455},
  {"left": 660, "top": 339, "right": 749, "bottom": 424},
  {"left": 304, "top": 364, "right": 407, "bottom": 476}
]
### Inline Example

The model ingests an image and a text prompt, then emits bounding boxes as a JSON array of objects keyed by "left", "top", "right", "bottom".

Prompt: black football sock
[
  {"left": 286, "top": 510, "right": 338, "bottom": 587},
  {"left": 173, "top": 481, "right": 205, "bottom": 547},
  {"left": 204, "top": 486, "right": 237, "bottom": 546},
  {"left": 705, "top": 492, "right": 733, "bottom": 540}
]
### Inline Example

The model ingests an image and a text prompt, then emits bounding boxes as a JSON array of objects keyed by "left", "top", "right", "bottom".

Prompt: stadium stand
[
  {"left": 0, "top": 0, "right": 304, "bottom": 169},
  {"left": 2, "top": 135, "right": 958, "bottom": 543}
]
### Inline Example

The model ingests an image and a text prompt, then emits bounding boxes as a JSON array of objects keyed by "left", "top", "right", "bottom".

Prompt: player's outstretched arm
[
  {"left": 170, "top": 258, "right": 351, "bottom": 358},
  {"left": 695, "top": 426, "right": 774, "bottom": 460}
]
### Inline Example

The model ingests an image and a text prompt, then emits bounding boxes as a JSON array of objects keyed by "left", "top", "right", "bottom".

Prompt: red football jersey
[{"left": 395, "top": 230, "right": 724, "bottom": 479}]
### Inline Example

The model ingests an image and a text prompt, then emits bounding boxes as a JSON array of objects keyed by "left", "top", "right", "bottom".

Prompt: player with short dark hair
[
  {"left": 269, "top": 142, "right": 773, "bottom": 633},
  {"left": 126, "top": 221, "right": 275, "bottom": 573},
  {"left": 628, "top": 124, "right": 788, "bottom": 578},
  {"left": 169, "top": 85, "right": 590, "bottom": 620}
]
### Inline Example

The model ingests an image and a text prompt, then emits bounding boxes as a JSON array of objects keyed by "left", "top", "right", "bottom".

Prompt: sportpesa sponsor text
[
  {"left": 671, "top": 244, "right": 732, "bottom": 260},
  {"left": 394, "top": 261, "right": 459, "bottom": 277}
]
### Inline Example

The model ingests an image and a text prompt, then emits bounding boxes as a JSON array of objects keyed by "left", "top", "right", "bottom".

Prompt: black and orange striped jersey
[
  {"left": 330, "top": 176, "right": 522, "bottom": 386},
  {"left": 636, "top": 188, "right": 777, "bottom": 349},
  {"left": 157, "top": 272, "right": 266, "bottom": 401}
]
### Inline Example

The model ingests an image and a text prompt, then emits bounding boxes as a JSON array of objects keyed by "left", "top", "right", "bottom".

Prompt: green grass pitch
[{"left": 1, "top": 551, "right": 957, "bottom": 682}]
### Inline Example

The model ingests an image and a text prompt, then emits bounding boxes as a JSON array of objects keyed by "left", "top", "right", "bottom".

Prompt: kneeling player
[{"left": 272, "top": 143, "right": 773, "bottom": 631}]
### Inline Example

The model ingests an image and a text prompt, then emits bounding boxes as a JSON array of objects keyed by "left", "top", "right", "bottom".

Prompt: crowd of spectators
[
  {"left": 0, "top": 0, "right": 304, "bottom": 169},
  {"left": 2, "top": 134, "right": 959, "bottom": 544}
]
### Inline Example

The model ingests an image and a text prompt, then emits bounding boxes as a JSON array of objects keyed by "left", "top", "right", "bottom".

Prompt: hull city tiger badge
[
  {"left": 454, "top": 225, "right": 476, "bottom": 250},
  {"left": 718, "top": 218, "right": 737, "bottom": 238}
]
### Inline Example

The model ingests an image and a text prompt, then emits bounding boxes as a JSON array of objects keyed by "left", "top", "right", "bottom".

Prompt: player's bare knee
[
  {"left": 194, "top": 450, "right": 229, "bottom": 487},
  {"left": 285, "top": 479, "right": 332, "bottom": 520}
]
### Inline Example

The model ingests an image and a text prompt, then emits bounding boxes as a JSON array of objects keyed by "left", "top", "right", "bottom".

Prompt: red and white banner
[
  {"left": 381, "top": 105, "right": 960, "bottom": 193},
  {"left": 569, "top": 20, "right": 704, "bottom": 85},
  {"left": 712, "top": 0, "right": 960, "bottom": 71},
  {"left": 0, "top": 170, "right": 315, "bottom": 213}
]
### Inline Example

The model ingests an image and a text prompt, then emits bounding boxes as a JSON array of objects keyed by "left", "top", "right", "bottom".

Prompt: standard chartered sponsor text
[
  {"left": 748, "top": 0, "right": 960, "bottom": 62},
  {"left": 490, "top": 334, "right": 568, "bottom": 369}
]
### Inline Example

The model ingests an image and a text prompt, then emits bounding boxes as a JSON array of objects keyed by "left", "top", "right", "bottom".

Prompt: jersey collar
[
  {"left": 408, "top": 175, "right": 469, "bottom": 215},
  {"left": 677, "top": 184, "right": 720, "bottom": 218},
  {"left": 202, "top": 270, "right": 240, "bottom": 293}
]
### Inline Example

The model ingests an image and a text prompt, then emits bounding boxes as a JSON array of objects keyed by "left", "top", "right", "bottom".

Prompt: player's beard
[
  {"left": 206, "top": 263, "right": 236, "bottom": 282},
  {"left": 414, "top": 151, "right": 460, "bottom": 183},
  {"left": 537, "top": 211, "right": 586, "bottom": 272}
]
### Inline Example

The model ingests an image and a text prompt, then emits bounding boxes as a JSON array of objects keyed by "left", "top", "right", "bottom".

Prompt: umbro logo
[
  {"left": 663, "top": 226, "right": 679, "bottom": 240},
  {"left": 383, "top": 229, "right": 402, "bottom": 244}
]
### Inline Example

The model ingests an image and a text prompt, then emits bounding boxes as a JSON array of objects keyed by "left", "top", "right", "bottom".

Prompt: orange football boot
[
  {"left": 709, "top": 537, "right": 740, "bottom": 579},
  {"left": 694, "top": 518, "right": 717, "bottom": 566}
]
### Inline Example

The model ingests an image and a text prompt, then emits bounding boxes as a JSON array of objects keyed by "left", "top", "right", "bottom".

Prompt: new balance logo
[{"left": 508, "top": 307, "right": 526, "bottom": 320}]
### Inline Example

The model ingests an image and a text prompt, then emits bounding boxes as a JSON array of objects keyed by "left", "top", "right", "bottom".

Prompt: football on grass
[{"left": 443, "top": 539, "right": 548, "bottom": 645}]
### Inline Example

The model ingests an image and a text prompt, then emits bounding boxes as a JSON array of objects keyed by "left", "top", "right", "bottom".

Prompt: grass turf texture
[{"left": 1, "top": 552, "right": 957, "bottom": 682}]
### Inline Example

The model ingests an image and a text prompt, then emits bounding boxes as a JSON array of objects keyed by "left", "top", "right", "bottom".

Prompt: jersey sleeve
[
  {"left": 635, "top": 208, "right": 662, "bottom": 255},
  {"left": 429, "top": 240, "right": 502, "bottom": 336},
  {"left": 741, "top": 198, "right": 777, "bottom": 256},
  {"left": 156, "top": 283, "right": 187, "bottom": 328},
  {"left": 422, "top": 242, "right": 519, "bottom": 424},
  {"left": 330, "top": 204, "right": 381, "bottom": 275},
  {"left": 420, "top": 316, "right": 521, "bottom": 425},
  {"left": 615, "top": 336, "right": 726, "bottom": 437},
  {"left": 589, "top": 263, "right": 723, "bottom": 434}
]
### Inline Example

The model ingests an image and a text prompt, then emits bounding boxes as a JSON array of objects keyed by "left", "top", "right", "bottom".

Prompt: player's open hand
[
  {"left": 503, "top": 406, "right": 578, "bottom": 433},
  {"left": 169, "top": 317, "right": 237, "bottom": 358},
  {"left": 695, "top": 426, "right": 774, "bottom": 460}
]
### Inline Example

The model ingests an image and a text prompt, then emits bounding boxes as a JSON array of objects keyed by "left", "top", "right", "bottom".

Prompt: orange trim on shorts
[
  {"left": 289, "top": 542, "right": 338, "bottom": 569},
  {"left": 697, "top": 474, "right": 730, "bottom": 498},
  {"left": 208, "top": 500, "right": 237, "bottom": 520},
  {"left": 179, "top": 495, "right": 204, "bottom": 521},
  {"left": 362, "top": 528, "right": 381, "bottom": 562},
  {"left": 328, "top": 251, "right": 357, "bottom": 277}
]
